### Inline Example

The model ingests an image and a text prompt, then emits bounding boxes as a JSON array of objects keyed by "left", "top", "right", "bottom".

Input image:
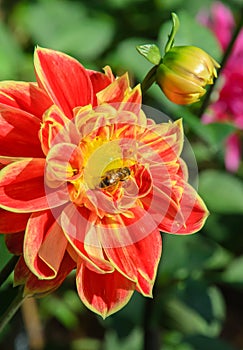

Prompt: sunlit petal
[{"left": 76, "top": 262, "right": 135, "bottom": 318}]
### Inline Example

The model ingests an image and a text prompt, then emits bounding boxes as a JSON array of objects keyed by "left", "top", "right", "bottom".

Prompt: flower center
[
  {"left": 64, "top": 131, "right": 138, "bottom": 214},
  {"left": 82, "top": 139, "right": 125, "bottom": 189}
]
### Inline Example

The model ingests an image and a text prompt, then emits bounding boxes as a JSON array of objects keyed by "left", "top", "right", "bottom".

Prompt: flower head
[
  {"left": 156, "top": 46, "right": 220, "bottom": 105},
  {"left": 0, "top": 47, "right": 208, "bottom": 318}
]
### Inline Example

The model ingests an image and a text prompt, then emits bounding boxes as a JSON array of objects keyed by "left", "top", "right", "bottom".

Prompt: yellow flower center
[{"left": 67, "top": 131, "right": 137, "bottom": 210}]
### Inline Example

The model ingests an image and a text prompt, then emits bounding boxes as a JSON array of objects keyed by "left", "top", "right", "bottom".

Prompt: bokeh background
[{"left": 0, "top": 0, "right": 243, "bottom": 349}]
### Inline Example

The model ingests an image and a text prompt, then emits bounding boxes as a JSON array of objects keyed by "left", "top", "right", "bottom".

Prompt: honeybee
[{"left": 99, "top": 167, "right": 131, "bottom": 189}]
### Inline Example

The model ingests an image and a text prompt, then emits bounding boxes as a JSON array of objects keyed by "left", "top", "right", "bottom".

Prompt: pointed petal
[
  {"left": 96, "top": 73, "right": 130, "bottom": 105},
  {"left": 119, "top": 84, "right": 142, "bottom": 115},
  {"left": 76, "top": 262, "right": 136, "bottom": 318},
  {"left": 34, "top": 47, "right": 93, "bottom": 118},
  {"left": 102, "top": 221, "right": 162, "bottom": 295},
  {"left": 0, "top": 81, "right": 52, "bottom": 118},
  {"left": 0, "top": 208, "right": 30, "bottom": 233},
  {"left": 0, "top": 159, "right": 68, "bottom": 212},
  {"left": 87, "top": 65, "right": 114, "bottom": 105},
  {"left": 24, "top": 210, "right": 67, "bottom": 279},
  {"left": 0, "top": 108, "right": 44, "bottom": 158}
]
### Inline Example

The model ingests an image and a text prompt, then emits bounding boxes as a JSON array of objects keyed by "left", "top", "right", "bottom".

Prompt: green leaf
[
  {"left": 72, "top": 338, "right": 101, "bottom": 350},
  {"left": 158, "top": 234, "right": 215, "bottom": 283},
  {"left": 136, "top": 44, "right": 161, "bottom": 65},
  {"left": 0, "top": 236, "right": 13, "bottom": 272},
  {"left": 0, "top": 22, "right": 24, "bottom": 79},
  {"left": 165, "top": 298, "right": 212, "bottom": 336},
  {"left": 41, "top": 295, "right": 79, "bottom": 328},
  {"left": 104, "top": 329, "right": 142, "bottom": 350},
  {"left": 164, "top": 285, "right": 225, "bottom": 338},
  {"left": 199, "top": 170, "right": 243, "bottom": 214},
  {"left": 175, "top": 109, "right": 235, "bottom": 148},
  {"left": 13, "top": 0, "right": 114, "bottom": 61},
  {"left": 184, "top": 335, "right": 237, "bottom": 350},
  {"left": 221, "top": 256, "right": 243, "bottom": 284},
  {"left": 204, "top": 122, "right": 236, "bottom": 147}
]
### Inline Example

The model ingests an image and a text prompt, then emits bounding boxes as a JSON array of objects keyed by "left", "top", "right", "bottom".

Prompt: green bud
[{"left": 156, "top": 46, "right": 220, "bottom": 105}]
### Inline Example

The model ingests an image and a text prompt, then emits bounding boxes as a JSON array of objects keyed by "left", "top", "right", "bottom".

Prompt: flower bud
[{"left": 156, "top": 46, "right": 220, "bottom": 105}]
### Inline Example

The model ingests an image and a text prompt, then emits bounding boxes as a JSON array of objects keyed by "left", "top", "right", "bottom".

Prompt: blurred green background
[{"left": 0, "top": 0, "right": 243, "bottom": 349}]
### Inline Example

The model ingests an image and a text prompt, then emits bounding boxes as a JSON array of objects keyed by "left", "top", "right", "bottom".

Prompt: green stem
[
  {"left": 0, "top": 255, "right": 19, "bottom": 288},
  {"left": 0, "top": 286, "right": 25, "bottom": 332},
  {"left": 198, "top": 7, "right": 243, "bottom": 117},
  {"left": 143, "top": 282, "right": 160, "bottom": 350},
  {"left": 164, "top": 12, "right": 180, "bottom": 54},
  {"left": 141, "top": 65, "right": 158, "bottom": 95}
]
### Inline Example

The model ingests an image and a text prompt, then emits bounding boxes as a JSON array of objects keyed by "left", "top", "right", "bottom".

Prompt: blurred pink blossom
[{"left": 198, "top": 1, "right": 243, "bottom": 172}]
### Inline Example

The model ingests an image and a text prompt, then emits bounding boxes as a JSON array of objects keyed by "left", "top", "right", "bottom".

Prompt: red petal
[
  {"left": 24, "top": 210, "right": 67, "bottom": 279},
  {"left": 34, "top": 47, "right": 93, "bottom": 119},
  {"left": 0, "top": 159, "right": 68, "bottom": 212},
  {"left": 24, "top": 252, "right": 75, "bottom": 297},
  {"left": 96, "top": 73, "right": 130, "bottom": 105},
  {"left": 103, "top": 225, "right": 162, "bottom": 296},
  {"left": 14, "top": 256, "right": 31, "bottom": 285},
  {"left": 0, "top": 156, "right": 31, "bottom": 166},
  {"left": 0, "top": 108, "right": 44, "bottom": 158},
  {"left": 5, "top": 231, "right": 24, "bottom": 254},
  {"left": 61, "top": 204, "right": 114, "bottom": 274},
  {"left": 0, "top": 81, "right": 52, "bottom": 118},
  {"left": 39, "top": 105, "right": 73, "bottom": 155},
  {"left": 76, "top": 262, "right": 136, "bottom": 318},
  {"left": 0, "top": 208, "right": 30, "bottom": 233},
  {"left": 157, "top": 181, "right": 209, "bottom": 234},
  {"left": 14, "top": 252, "right": 75, "bottom": 297},
  {"left": 138, "top": 119, "right": 184, "bottom": 164},
  {"left": 87, "top": 66, "right": 114, "bottom": 105}
]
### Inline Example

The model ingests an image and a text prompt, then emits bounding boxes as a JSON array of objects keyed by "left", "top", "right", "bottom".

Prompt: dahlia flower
[{"left": 0, "top": 47, "right": 208, "bottom": 317}]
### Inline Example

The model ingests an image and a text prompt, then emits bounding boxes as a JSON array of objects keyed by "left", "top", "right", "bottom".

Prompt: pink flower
[
  {"left": 199, "top": 2, "right": 243, "bottom": 172},
  {"left": 198, "top": 1, "right": 234, "bottom": 51},
  {"left": 0, "top": 47, "right": 208, "bottom": 318}
]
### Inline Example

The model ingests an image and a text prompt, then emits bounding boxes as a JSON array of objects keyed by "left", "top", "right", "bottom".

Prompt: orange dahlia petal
[
  {"left": 96, "top": 72, "right": 130, "bottom": 105},
  {"left": 23, "top": 252, "right": 75, "bottom": 297},
  {"left": 0, "top": 81, "right": 52, "bottom": 118},
  {"left": 0, "top": 159, "right": 68, "bottom": 212},
  {"left": 76, "top": 262, "right": 136, "bottom": 318},
  {"left": 24, "top": 210, "right": 67, "bottom": 279},
  {"left": 87, "top": 66, "right": 114, "bottom": 105},
  {"left": 61, "top": 204, "right": 114, "bottom": 274},
  {"left": 39, "top": 105, "right": 74, "bottom": 155},
  {"left": 138, "top": 119, "right": 184, "bottom": 164},
  {"left": 0, "top": 107, "right": 44, "bottom": 158},
  {"left": 34, "top": 47, "right": 93, "bottom": 119},
  {"left": 103, "top": 225, "right": 162, "bottom": 295},
  {"left": 158, "top": 181, "right": 209, "bottom": 234}
]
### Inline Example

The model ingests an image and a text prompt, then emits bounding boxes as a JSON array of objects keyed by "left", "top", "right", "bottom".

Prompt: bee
[{"left": 99, "top": 167, "right": 131, "bottom": 189}]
